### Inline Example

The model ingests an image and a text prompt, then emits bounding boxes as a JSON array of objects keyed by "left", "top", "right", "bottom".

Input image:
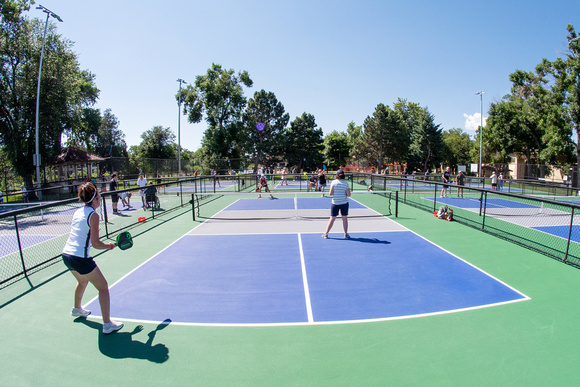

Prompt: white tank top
[{"left": 62, "top": 206, "right": 96, "bottom": 258}]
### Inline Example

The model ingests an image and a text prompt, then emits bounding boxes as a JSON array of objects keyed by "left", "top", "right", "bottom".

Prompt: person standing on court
[
  {"left": 109, "top": 173, "right": 120, "bottom": 214},
  {"left": 318, "top": 169, "right": 327, "bottom": 197},
  {"left": 21, "top": 184, "right": 29, "bottom": 203},
  {"left": 491, "top": 170, "right": 498, "bottom": 191},
  {"left": 441, "top": 167, "right": 451, "bottom": 197},
  {"left": 61, "top": 182, "right": 123, "bottom": 334},
  {"left": 322, "top": 169, "right": 351, "bottom": 239},
  {"left": 281, "top": 168, "right": 289, "bottom": 186},
  {"left": 456, "top": 170, "right": 465, "bottom": 198},
  {"left": 137, "top": 173, "right": 147, "bottom": 207}
]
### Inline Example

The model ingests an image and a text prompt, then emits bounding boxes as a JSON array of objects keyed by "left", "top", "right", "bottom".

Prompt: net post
[
  {"left": 294, "top": 192, "right": 298, "bottom": 219},
  {"left": 13, "top": 215, "right": 33, "bottom": 287},
  {"left": 395, "top": 191, "right": 398, "bottom": 217},
  {"left": 191, "top": 193, "right": 196, "bottom": 221},
  {"left": 102, "top": 195, "right": 110, "bottom": 239}
]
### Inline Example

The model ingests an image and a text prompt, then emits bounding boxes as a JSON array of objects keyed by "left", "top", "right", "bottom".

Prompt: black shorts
[
  {"left": 330, "top": 203, "right": 349, "bottom": 217},
  {"left": 111, "top": 193, "right": 119, "bottom": 203},
  {"left": 62, "top": 253, "right": 97, "bottom": 275}
]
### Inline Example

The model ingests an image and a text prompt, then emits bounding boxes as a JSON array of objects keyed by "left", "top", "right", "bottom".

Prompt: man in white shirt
[{"left": 137, "top": 174, "right": 147, "bottom": 207}]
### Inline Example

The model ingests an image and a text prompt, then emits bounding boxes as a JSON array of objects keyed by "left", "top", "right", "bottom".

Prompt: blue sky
[{"left": 35, "top": 0, "right": 580, "bottom": 152}]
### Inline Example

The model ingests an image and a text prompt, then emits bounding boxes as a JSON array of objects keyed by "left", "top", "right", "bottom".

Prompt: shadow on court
[
  {"left": 332, "top": 237, "right": 392, "bottom": 245},
  {"left": 75, "top": 318, "right": 171, "bottom": 363}
]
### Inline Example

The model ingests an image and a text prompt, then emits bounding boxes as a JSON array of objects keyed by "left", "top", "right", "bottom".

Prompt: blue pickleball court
[{"left": 86, "top": 229, "right": 528, "bottom": 325}]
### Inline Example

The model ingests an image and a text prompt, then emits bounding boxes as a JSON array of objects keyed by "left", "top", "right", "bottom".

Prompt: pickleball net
[{"left": 192, "top": 191, "right": 396, "bottom": 221}]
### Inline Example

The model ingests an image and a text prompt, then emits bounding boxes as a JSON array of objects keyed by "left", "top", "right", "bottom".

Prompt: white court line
[
  {"left": 87, "top": 197, "right": 530, "bottom": 327},
  {"left": 298, "top": 233, "right": 314, "bottom": 323}
]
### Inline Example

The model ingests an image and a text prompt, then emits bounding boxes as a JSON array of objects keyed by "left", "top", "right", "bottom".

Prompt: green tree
[
  {"left": 241, "top": 89, "right": 289, "bottom": 171},
  {"left": 407, "top": 109, "right": 443, "bottom": 172},
  {"left": 181, "top": 63, "right": 253, "bottom": 171},
  {"left": 65, "top": 108, "right": 126, "bottom": 157},
  {"left": 361, "top": 103, "right": 408, "bottom": 170},
  {"left": 486, "top": 67, "right": 573, "bottom": 165},
  {"left": 323, "top": 130, "right": 350, "bottom": 170},
  {"left": 96, "top": 109, "right": 127, "bottom": 157},
  {"left": 283, "top": 113, "right": 324, "bottom": 172},
  {"left": 0, "top": 2, "right": 99, "bottom": 189},
  {"left": 134, "top": 125, "right": 176, "bottom": 160},
  {"left": 442, "top": 128, "right": 473, "bottom": 169},
  {"left": 537, "top": 24, "right": 579, "bottom": 170}
]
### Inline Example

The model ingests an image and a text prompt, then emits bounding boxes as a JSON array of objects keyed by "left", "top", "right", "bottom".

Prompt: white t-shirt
[
  {"left": 330, "top": 179, "right": 349, "bottom": 205},
  {"left": 137, "top": 177, "right": 147, "bottom": 196}
]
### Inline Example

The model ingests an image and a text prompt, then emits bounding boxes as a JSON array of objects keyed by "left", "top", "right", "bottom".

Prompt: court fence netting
[
  {"left": 191, "top": 190, "right": 396, "bottom": 221},
  {"left": 0, "top": 175, "right": 255, "bottom": 293},
  {"left": 4, "top": 170, "right": 580, "bottom": 296},
  {"left": 360, "top": 173, "right": 580, "bottom": 269}
]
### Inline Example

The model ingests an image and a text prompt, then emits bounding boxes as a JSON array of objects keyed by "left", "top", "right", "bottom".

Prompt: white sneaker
[
  {"left": 71, "top": 307, "right": 91, "bottom": 317},
  {"left": 103, "top": 321, "right": 124, "bottom": 334}
]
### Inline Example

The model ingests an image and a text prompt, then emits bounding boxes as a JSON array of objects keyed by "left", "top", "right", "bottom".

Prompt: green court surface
[{"left": 2, "top": 202, "right": 580, "bottom": 386}]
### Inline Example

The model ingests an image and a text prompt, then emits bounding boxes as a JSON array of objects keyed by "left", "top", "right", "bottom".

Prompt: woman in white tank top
[{"left": 62, "top": 182, "right": 123, "bottom": 334}]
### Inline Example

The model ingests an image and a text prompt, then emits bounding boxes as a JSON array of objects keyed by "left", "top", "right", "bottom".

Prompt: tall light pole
[
  {"left": 176, "top": 78, "right": 187, "bottom": 176},
  {"left": 475, "top": 91, "right": 485, "bottom": 178},
  {"left": 35, "top": 5, "right": 63, "bottom": 198}
]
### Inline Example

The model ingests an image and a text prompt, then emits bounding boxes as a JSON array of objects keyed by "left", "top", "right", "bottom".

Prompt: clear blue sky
[{"left": 36, "top": 0, "right": 580, "bottom": 152}]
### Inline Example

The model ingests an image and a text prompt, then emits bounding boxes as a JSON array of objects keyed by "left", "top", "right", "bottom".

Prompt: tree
[
  {"left": 96, "top": 109, "right": 127, "bottom": 157},
  {"left": 282, "top": 113, "right": 324, "bottom": 172},
  {"left": 134, "top": 125, "right": 176, "bottom": 160},
  {"left": 346, "top": 121, "right": 363, "bottom": 148},
  {"left": 181, "top": 63, "right": 253, "bottom": 171},
  {"left": 442, "top": 128, "right": 473, "bottom": 169},
  {"left": 537, "top": 24, "right": 580, "bottom": 181},
  {"left": 407, "top": 108, "right": 443, "bottom": 172},
  {"left": 0, "top": 2, "right": 99, "bottom": 189},
  {"left": 486, "top": 67, "right": 573, "bottom": 165},
  {"left": 241, "top": 89, "right": 289, "bottom": 171},
  {"left": 64, "top": 108, "right": 127, "bottom": 157},
  {"left": 361, "top": 103, "right": 408, "bottom": 170},
  {"left": 323, "top": 130, "right": 350, "bottom": 170}
]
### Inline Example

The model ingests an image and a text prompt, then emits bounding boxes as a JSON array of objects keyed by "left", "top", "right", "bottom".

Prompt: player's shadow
[
  {"left": 75, "top": 318, "right": 171, "bottom": 363},
  {"left": 344, "top": 237, "right": 391, "bottom": 244}
]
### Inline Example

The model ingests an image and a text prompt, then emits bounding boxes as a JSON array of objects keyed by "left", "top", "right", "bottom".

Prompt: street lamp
[
  {"left": 35, "top": 5, "right": 63, "bottom": 199},
  {"left": 176, "top": 78, "right": 187, "bottom": 176},
  {"left": 475, "top": 91, "right": 485, "bottom": 178}
]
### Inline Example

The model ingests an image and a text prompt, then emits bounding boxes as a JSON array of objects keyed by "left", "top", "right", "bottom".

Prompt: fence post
[
  {"left": 564, "top": 208, "right": 575, "bottom": 263},
  {"left": 481, "top": 191, "right": 487, "bottom": 231},
  {"left": 433, "top": 184, "right": 438, "bottom": 213}
]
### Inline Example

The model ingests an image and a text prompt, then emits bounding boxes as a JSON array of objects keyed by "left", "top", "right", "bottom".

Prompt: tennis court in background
[
  {"left": 428, "top": 195, "right": 580, "bottom": 242},
  {"left": 85, "top": 193, "right": 528, "bottom": 326}
]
